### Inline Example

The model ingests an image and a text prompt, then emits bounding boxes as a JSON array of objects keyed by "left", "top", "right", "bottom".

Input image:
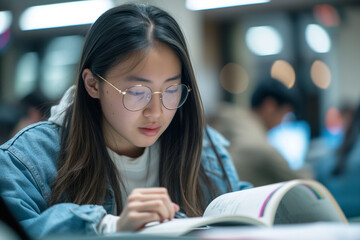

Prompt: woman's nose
[{"left": 143, "top": 93, "right": 163, "bottom": 118}]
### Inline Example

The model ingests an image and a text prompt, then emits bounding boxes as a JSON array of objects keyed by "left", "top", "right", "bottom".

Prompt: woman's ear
[{"left": 82, "top": 68, "right": 100, "bottom": 99}]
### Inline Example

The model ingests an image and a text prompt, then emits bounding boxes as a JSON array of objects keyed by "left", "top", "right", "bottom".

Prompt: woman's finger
[
  {"left": 128, "top": 188, "right": 175, "bottom": 219},
  {"left": 117, "top": 211, "right": 162, "bottom": 231},
  {"left": 127, "top": 200, "right": 172, "bottom": 221}
]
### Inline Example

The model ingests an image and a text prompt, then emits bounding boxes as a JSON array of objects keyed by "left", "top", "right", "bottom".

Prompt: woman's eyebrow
[
  {"left": 166, "top": 74, "right": 182, "bottom": 82},
  {"left": 125, "top": 74, "right": 182, "bottom": 83}
]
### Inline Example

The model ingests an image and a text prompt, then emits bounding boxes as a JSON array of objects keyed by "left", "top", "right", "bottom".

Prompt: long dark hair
[
  {"left": 50, "top": 3, "right": 211, "bottom": 216},
  {"left": 333, "top": 103, "right": 360, "bottom": 175}
]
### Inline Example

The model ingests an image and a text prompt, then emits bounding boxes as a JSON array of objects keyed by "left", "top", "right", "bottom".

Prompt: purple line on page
[
  {"left": 303, "top": 184, "right": 324, "bottom": 199},
  {"left": 258, "top": 186, "right": 282, "bottom": 218}
]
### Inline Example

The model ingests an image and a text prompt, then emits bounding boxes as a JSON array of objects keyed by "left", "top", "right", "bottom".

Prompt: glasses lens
[
  {"left": 124, "top": 86, "right": 152, "bottom": 111},
  {"left": 162, "top": 84, "right": 189, "bottom": 110}
]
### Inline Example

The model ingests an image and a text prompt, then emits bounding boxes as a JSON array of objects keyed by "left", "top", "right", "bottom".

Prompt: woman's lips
[{"left": 139, "top": 126, "right": 161, "bottom": 136}]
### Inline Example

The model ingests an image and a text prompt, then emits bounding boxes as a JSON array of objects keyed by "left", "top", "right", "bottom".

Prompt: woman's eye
[
  {"left": 127, "top": 90, "right": 145, "bottom": 96},
  {"left": 166, "top": 86, "right": 179, "bottom": 94}
]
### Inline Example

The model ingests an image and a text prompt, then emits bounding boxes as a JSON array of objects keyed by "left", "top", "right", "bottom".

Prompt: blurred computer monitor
[{"left": 267, "top": 120, "right": 311, "bottom": 170}]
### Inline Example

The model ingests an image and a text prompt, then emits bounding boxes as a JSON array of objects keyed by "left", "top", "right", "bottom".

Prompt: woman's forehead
[{"left": 106, "top": 44, "right": 181, "bottom": 81}]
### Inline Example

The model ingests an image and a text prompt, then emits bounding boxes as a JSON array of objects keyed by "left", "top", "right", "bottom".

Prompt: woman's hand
[{"left": 116, "top": 187, "right": 179, "bottom": 231}]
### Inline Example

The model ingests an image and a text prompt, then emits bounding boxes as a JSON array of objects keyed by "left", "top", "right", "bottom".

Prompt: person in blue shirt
[
  {"left": 315, "top": 103, "right": 360, "bottom": 219},
  {"left": 0, "top": 3, "right": 250, "bottom": 238}
]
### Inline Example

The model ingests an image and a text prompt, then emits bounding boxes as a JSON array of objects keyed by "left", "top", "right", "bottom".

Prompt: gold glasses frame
[{"left": 95, "top": 73, "right": 192, "bottom": 111}]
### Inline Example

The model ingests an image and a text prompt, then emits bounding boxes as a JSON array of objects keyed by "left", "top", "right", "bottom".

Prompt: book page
[
  {"left": 203, "top": 182, "right": 286, "bottom": 225},
  {"left": 139, "top": 215, "right": 265, "bottom": 237},
  {"left": 139, "top": 217, "right": 208, "bottom": 236},
  {"left": 135, "top": 180, "right": 346, "bottom": 237},
  {"left": 274, "top": 182, "right": 347, "bottom": 224},
  {"left": 204, "top": 179, "right": 347, "bottom": 226}
]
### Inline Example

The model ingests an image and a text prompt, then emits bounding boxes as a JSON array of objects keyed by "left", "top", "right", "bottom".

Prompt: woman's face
[{"left": 97, "top": 43, "right": 181, "bottom": 157}]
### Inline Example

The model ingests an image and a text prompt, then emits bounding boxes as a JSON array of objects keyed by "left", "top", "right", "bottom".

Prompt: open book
[{"left": 139, "top": 179, "right": 347, "bottom": 236}]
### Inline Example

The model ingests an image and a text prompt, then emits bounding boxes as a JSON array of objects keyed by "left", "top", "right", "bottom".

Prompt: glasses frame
[{"left": 95, "top": 73, "right": 192, "bottom": 111}]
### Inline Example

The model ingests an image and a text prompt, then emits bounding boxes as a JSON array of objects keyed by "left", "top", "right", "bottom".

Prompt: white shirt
[
  {"left": 99, "top": 142, "right": 160, "bottom": 234},
  {"left": 107, "top": 142, "right": 160, "bottom": 206}
]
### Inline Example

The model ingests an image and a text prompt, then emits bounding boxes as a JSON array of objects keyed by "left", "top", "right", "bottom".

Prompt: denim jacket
[{"left": 0, "top": 121, "right": 251, "bottom": 238}]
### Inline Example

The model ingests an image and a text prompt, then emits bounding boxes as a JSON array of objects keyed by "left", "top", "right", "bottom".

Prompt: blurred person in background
[
  {"left": 305, "top": 103, "right": 356, "bottom": 168},
  {"left": 10, "top": 91, "right": 52, "bottom": 137},
  {"left": 0, "top": 91, "right": 51, "bottom": 145},
  {"left": 210, "top": 79, "right": 312, "bottom": 187},
  {"left": 0, "top": 103, "right": 22, "bottom": 145},
  {"left": 339, "top": 104, "right": 355, "bottom": 135},
  {"left": 315, "top": 102, "right": 360, "bottom": 220}
]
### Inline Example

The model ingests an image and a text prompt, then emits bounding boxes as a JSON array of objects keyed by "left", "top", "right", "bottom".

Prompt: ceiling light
[
  {"left": 311, "top": 60, "right": 331, "bottom": 89},
  {"left": 186, "top": 0, "right": 271, "bottom": 11},
  {"left": 305, "top": 24, "right": 331, "bottom": 53},
  {"left": 271, "top": 60, "right": 296, "bottom": 88},
  {"left": 19, "top": 0, "right": 114, "bottom": 31},
  {"left": 0, "top": 11, "right": 12, "bottom": 34},
  {"left": 220, "top": 63, "right": 249, "bottom": 94},
  {"left": 245, "top": 26, "right": 283, "bottom": 56}
]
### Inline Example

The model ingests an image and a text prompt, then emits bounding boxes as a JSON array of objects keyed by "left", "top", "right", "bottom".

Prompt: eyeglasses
[{"left": 95, "top": 74, "right": 192, "bottom": 111}]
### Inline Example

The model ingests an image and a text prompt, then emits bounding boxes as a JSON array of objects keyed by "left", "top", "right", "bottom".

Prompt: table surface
[{"left": 38, "top": 222, "right": 360, "bottom": 240}]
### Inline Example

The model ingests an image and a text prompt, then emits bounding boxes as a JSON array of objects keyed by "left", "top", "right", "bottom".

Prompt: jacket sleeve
[
  {"left": 5, "top": 199, "right": 106, "bottom": 238},
  {"left": 201, "top": 126, "right": 252, "bottom": 197},
  {"left": 0, "top": 124, "right": 107, "bottom": 238}
]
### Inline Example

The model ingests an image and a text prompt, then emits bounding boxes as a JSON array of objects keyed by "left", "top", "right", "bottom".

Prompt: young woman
[{"left": 0, "top": 3, "right": 250, "bottom": 238}]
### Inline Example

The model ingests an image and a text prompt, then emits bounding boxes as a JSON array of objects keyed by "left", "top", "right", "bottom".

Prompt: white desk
[{"left": 196, "top": 223, "right": 360, "bottom": 240}]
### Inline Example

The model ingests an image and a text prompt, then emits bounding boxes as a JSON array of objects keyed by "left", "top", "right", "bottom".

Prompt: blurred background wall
[{"left": 0, "top": 0, "right": 360, "bottom": 140}]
